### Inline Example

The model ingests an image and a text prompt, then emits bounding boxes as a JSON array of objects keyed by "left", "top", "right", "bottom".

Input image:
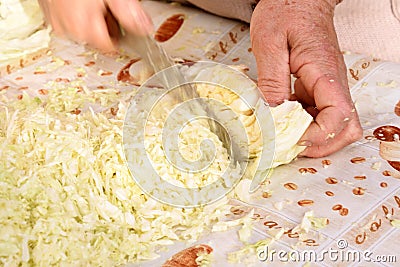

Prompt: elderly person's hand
[
  {"left": 38, "top": 0, "right": 153, "bottom": 52},
  {"left": 250, "top": 0, "right": 363, "bottom": 157}
]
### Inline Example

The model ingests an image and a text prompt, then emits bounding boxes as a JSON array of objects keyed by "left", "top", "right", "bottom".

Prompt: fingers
[
  {"left": 296, "top": 66, "right": 363, "bottom": 157},
  {"left": 250, "top": 3, "right": 291, "bottom": 106},
  {"left": 106, "top": 0, "right": 153, "bottom": 36},
  {"left": 293, "top": 79, "right": 315, "bottom": 107},
  {"left": 272, "top": 0, "right": 362, "bottom": 157},
  {"left": 250, "top": 0, "right": 363, "bottom": 157},
  {"left": 61, "top": 1, "right": 116, "bottom": 52},
  {"left": 300, "top": 125, "right": 363, "bottom": 158},
  {"left": 300, "top": 105, "right": 363, "bottom": 157},
  {"left": 84, "top": 12, "right": 116, "bottom": 52},
  {"left": 38, "top": 0, "right": 153, "bottom": 53},
  {"left": 295, "top": 71, "right": 363, "bottom": 158},
  {"left": 105, "top": 11, "right": 122, "bottom": 43},
  {"left": 38, "top": 0, "right": 64, "bottom": 36}
]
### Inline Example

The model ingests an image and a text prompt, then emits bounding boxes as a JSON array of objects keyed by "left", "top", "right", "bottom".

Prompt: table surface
[{"left": 1, "top": 1, "right": 400, "bottom": 266}]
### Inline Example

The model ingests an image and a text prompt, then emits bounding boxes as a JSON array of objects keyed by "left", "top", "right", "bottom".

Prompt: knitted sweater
[{"left": 175, "top": 0, "right": 400, "bottom": 62}]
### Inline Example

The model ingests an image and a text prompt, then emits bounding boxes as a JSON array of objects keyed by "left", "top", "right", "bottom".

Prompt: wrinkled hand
[
  {"left": 38, "top": 0, "right": 153, "bottom": 52},
  {"left": 250, "top": 0, "right": 362, "bottom": 157}
]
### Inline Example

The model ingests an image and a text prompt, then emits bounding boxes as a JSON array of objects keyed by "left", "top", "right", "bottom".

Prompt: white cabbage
[
  {"left": 0, "top": 84, "right": 230, "bottom": 266},
  {"left": 0, "top": 63, "right": 312, "bottom": 265},
  {"left": 228, "top": 228, "right": 285, "bottom": 264},
  {"left": 188, "top": 63, "right": 312, "bottom": 174}
]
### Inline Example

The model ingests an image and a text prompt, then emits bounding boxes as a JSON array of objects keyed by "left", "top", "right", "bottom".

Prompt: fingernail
[{"left": 297, "top": 140, "right": 313, "bottom": 147}]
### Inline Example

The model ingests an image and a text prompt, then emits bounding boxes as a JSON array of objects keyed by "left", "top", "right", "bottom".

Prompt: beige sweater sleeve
[
  {"left": 334, "top": 0, "right": 400, "bottom": 62},
  {"left": 176, "top": 0, "right": 400, "bottom": 62},
  {"left": 182, "top": 0, "right": 400, "bottom": 25},
  {"left": 393, "top": 0, "right": 400, "bottom": 21},
  {"left": 184, "top": 0, "right": 256, "bottom": 23}
]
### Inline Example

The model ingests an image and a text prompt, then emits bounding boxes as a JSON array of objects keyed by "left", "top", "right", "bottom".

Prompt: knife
[{"left": 119, "top": 34, "right": 248, "bottom": 170}]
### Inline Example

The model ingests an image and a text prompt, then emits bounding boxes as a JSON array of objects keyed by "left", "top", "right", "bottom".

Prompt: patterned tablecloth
[{"left": 1, "top": 1, "right": 400, "bottom": 266}]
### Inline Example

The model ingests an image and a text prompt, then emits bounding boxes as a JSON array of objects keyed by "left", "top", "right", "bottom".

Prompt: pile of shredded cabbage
[
  {"left": 142, "top": 104, "right": 235, "bottom": 189},
  {"left": 0, "top": 82, "right": 231, "bottom": 266},
  {"left": 0, "top": 64, "right": 313, "bottom": 265}
]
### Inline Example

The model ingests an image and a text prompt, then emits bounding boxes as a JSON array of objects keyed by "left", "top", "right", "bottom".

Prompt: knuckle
[
  {"left": 252, "top": 33, "right": 283, "bottom": 54},
  {"left": 289, "top": 29, "right": 343, "bottom": 74},
  {"left": 257, "top": 78, "right": 290, "bottom": 103},
  {"left": 258, "top": 77, "right": 286, "bottom": 90},
  {"left": 294, "top": 42, "right": 340, "bottom": 68}
]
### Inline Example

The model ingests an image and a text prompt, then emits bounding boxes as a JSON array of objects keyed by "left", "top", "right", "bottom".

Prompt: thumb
[{"left": 250, "top": 7, "right": 291, "bottom": 105}]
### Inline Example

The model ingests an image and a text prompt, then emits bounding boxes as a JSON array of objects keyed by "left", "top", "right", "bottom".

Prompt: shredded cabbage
[
  {"left": 228, "top": 228, "right": 284, "bottom": 264},
  {"left": 297, "top": 210, "right": 329, "bottom": 233},
  {"left": 391, "top": 219, "right": 400, "bottom": 228},
  {"left": 0, "top": 83, "right": 230, "bottom": 266},
  {"left": 195, "top": 249, "right": 213, "bottom": 267},
  {"left": 0, "top": 62, "right": 313, "bottom": 265}
]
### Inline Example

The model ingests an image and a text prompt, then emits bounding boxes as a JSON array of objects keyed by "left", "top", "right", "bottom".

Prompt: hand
[
  {"left": 38, "top": 0, "right": 154, "bottom": 52},
  {"left": 250, "top": 0, "right": 363, "bottom": 157}
]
